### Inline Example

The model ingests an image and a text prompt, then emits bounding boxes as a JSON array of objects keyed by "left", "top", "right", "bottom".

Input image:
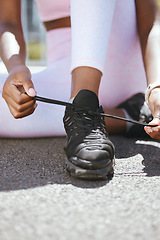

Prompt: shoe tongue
[{"left": 73, "top": 90, "right": 99, "bottom": 111}]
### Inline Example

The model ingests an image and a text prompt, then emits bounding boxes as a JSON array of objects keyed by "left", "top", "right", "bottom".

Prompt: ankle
[{"left": 71, "top": 67, "right": 102, "bottom": 98}]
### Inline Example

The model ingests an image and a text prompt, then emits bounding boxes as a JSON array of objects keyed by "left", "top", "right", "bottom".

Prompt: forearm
[
  {"left": 144, "top": 18, "right": 160, "bottom": 85},
  {"left": 135, "top": 0, "right": 160, "bottom": 86},
  {"left": 0, "top": 23, "right": 26, "bottom": 73}
]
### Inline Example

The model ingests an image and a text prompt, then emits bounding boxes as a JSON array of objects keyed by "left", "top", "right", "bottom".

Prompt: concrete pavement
[{"left": 0, "top": 135, "right": 160, "bottom": 240}]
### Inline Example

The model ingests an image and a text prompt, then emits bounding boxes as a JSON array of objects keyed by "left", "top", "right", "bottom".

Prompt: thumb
[
  {"left": 144, "top": 117, "right": 160, "bottom": 134},
  {"left": 22, "top": 78, "right": 37, "bottom": 97},
  {"left": 149, "top": 117, "right": 160, "bottom": 126}
]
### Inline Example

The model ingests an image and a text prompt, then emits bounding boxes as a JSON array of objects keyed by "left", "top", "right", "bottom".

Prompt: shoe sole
[{"left": 66, "top": 158, "right": 115, "bottom": 180}]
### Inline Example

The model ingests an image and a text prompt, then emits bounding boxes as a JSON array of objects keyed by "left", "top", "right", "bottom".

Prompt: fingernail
[
  {"left": 146, "top": 128, "right": 153, "bottom": 133},
  {"left": 34, "top": 103, "right": 38, "bottom": 109},
  {"left": 28, "top": 88, "right": 36, "bottom": 96},
  {"left": 153, "top": 127, "right": 159, "bottom": 132}
]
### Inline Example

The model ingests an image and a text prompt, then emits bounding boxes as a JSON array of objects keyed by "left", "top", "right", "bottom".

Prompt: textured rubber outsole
[{"left": 66, "top": 158, "right": 115, "bottom": 180}]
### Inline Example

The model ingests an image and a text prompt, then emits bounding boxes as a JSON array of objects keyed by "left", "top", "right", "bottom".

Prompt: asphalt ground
[{"left": 0, "top": 135, "right": 160, "bottom": 240}]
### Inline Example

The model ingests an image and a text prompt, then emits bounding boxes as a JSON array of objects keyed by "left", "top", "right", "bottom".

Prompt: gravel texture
[{"left": 0, "top": 136, "right": 160, "bottom": 240}]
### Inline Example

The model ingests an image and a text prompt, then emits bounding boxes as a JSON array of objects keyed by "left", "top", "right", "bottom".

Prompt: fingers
[
  {"left": 5, "top": 93, "right": 35, "bottom": 111},
  {"left": 2, "top": 76, "right": 37, "bottom": 119},
  {"left": 22, "top": 79, "right": 37, "bottom": 97},
  {"left": 3, "top": 82, "right": 32, "bottom": 104},
  {"left": 144, "top": 118, "right": 160, "bottom": 140},
  {"left": 4, "top": 92, "right": 37, "bottom": 119},
  {"left": 8, "top": 102, "right": 38, "bottom": 119},
  {"left": 21, "top": 72, "right": 36, "bottom": 97}
]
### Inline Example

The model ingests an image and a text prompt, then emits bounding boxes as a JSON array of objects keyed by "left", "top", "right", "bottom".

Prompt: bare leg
[
  {"left": 71, "top": 67, "right": 102, "bottom": 98},
  {"left": 104, "top": 108, "right": 126, "bottom": 134},
  {"left": 71, "top": 66, "right": 127, "bottom": 134}
]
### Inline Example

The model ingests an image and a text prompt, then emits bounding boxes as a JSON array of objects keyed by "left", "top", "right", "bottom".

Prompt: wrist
[
  {"left": 8, "top": 65, "right": 31, "bottom": 83},
  {"left": 9, "top": 64, "right": 30, "bottom": 75},
  {"left": 7, "top": 55, "right": 26, "bottom": 73}
]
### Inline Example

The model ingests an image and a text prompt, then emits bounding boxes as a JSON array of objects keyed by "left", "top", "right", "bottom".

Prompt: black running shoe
[
  {"left": 63, "top": 89, "right": 115, "bottom": 179},
  {"left": 117, "top": 93, "right": 153, "bottom": 137}
]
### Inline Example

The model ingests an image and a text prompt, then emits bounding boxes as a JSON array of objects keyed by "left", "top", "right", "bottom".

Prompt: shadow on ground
[
  {"left": 0, "top": 137, "right": 111, "bottom": 191},
  {"left": 111, "top": 135, "right": 160, "bottom": 177},
  {"left": 0, "top": 135, "right": 160, "bottom": 192}
]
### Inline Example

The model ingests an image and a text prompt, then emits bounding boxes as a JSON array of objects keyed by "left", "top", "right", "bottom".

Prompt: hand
[
  {"left": 144, "top": 87, "right": 160, "bottom": 139},
  {"left": 2, "top": 65, "right": 37, "bottom": 119}
]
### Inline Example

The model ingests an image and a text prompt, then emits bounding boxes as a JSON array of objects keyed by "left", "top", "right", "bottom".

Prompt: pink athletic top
[{"left": 34, "top": 0, "right": 70, "bottom": 21}]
